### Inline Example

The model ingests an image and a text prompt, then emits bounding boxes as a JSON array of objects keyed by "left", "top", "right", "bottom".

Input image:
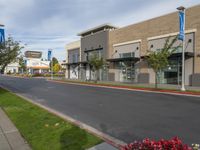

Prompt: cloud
[
  {"left": 114, "top": 0, "right": 200, "bottom": 27},
  {"left": 0, "top": 0, "right": 199, "bottom": 61}
]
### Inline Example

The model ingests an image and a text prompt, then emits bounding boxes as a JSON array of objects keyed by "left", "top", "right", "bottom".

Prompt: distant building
[
  {"left": 4, "top": 61, "right": 20, "bottom": 74},
  {"left": 25, "top": 51, "right": 50, "bottom": 74}
]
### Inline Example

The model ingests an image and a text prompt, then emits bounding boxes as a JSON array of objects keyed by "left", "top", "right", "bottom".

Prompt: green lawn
[{"left": 0, "top": 88, "right": 102, "bottom": 150}]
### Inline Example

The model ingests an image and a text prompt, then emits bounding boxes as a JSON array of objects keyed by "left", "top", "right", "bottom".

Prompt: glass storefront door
[
  {"left": 119, "top": 61, "right": 135, "bottom": 82},
  {"left": 158, "top": 58, "right": 182, "bottom": 85}
]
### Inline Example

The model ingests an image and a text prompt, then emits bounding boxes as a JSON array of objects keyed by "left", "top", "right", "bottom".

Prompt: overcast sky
[{"left": 0, "top": 0, "right": 199, "bottom": 61}]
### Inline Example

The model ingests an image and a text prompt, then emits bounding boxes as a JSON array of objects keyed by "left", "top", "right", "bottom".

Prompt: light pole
[{"left": 177, "top": 6, "right": 186, "bottom": 91}]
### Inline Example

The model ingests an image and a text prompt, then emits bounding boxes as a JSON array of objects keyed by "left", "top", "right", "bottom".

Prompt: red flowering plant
[{"left": 121, "top": 137, "right": 192, "bottom": 150}]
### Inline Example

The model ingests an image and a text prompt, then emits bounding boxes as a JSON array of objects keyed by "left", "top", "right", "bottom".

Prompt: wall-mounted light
[
  {"left": 111, "top": 50, "right": 118, "bottom": 58},
  {"left": 136, "top": 47, "right": 139, "bottom": 50},
  {"left": 150, "top": 45, "right": 154, "bottom": 48},
  {"left": 188, "top": 39, "right": 192, "bottom": 43}
]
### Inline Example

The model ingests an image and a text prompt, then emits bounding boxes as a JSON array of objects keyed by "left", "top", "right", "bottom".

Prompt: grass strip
[{"left": 0, "top": 88, "right": 102, "bottom": 150}]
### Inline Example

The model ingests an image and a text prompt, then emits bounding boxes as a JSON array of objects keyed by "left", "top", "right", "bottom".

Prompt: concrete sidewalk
[
  {"left": 88, "top": 142, "right": 118, "bottom": 150},
  {"left": 0, "top": 108, "right": 31, "bottom": 150}
]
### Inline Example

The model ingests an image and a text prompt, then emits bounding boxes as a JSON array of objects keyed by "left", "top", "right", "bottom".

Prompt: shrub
[
  {"left": 7, "top": 71, "right": 11, "bottom": 74},
  {"left": 121, "top": 137, "right": 192, "bottom": 150},
  {"left": 32, "top": 73, "right": 43, "bottom": 77}
]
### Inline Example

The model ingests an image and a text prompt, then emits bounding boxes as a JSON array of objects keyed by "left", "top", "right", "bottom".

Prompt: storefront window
[
  {"left": 119, "top": 52, "right": 135, "bottom": 58},
  {"left": 86, "top": 50, "right": 103, "bottom": 61},
  {"left": 72, "top": 53, "right": 79, "bottom": 63},
  {"left": 158, "top": 59, "right": 182, "bottom": 84}
]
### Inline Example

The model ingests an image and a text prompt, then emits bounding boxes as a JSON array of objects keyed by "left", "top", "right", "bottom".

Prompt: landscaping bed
[{"left": 0, "top": 88, "right": 102, "bottom": 150}]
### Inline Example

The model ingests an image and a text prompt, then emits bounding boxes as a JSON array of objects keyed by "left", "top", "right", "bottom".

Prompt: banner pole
[
  {"left": 177, "top": 6, "right": 186, "bottom": 91},
  {"left": 51, "top": 49, "right": 53, "bottom": 80}
]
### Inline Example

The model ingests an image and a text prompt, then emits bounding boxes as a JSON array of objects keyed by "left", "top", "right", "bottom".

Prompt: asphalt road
[{"left": 0, "top": 75, "right": 200, "bottom": 144}]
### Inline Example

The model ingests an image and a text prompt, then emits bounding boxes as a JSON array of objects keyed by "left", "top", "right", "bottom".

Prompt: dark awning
[
  {"left": 64, "top": 62, "right": 80, "bottom": 66},
  {"left": 107, "top": 57, "right": 140, "bottom": 62},
  {"left": 78, "top": 61, "right": 89, "bottom": 65},
  {"left": 169, "top": 52, "right": 194, "bottom": 59},
  {"left": 84, "top": 48, "right": 103, "bottom": 52},
  {"left": 141, "top": 52, "right": 194, "bottom": 60}
]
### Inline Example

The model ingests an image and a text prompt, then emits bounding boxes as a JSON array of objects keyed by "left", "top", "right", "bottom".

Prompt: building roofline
[
  {"left": 66, "top": 40, "right": 80, "bottom": 46},
  {"left": 77, "top": 23, "right": 118, "bottom": 36},
  {"left": 25, "top": 50, "right": 42, "bottom": 53},
  {"left": 66, "top": 40, "right": 80, "bottom": 50}
]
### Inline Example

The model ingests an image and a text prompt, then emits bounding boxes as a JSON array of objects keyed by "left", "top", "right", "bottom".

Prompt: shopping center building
[{"left": 65, "top": 4, "right": 200, "bottom": 86}]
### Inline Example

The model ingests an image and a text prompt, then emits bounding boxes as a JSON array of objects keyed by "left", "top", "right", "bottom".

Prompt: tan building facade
[
  {"left": 108, "top": 4, "right": 200, "bottom": 86},
  {"left": 66, "top": 4, "right": 200, "bottom": 86}
]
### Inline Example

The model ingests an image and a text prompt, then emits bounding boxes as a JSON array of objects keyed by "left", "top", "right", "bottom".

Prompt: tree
[
  {"left": 88, "top": 54, "right": 104, "bottom": 82},
  {"left": 53, "top": 63, "right": 61, "bottom": 73},
  {"left": 0, "top": 37, "right": 22, "bottom": 74},
  {"left": 146, "top": 36, "right": 179, "bottom": 88},
  {"left": 49, "top": 57, "right": 58, "bottom": 68},
  {"left": 18, "top": 56, "right": 26, "bottom": 73}
]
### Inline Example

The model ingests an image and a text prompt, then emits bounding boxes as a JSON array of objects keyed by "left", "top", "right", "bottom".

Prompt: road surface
[{"left": 0, "top": 75, "right": 200, "bottom": 144}]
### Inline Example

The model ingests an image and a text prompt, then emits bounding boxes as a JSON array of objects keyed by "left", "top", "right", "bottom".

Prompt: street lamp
[{"left": 177, "top": 6, "right": 186, "bottom": 91}]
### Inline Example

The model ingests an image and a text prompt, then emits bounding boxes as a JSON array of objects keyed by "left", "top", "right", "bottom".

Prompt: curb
[
  {"left": 48, "top": 79, "right": 200, "bottom": 98},
  {"left": 1, "top": 85, "right": 126, "bottom": 149}
]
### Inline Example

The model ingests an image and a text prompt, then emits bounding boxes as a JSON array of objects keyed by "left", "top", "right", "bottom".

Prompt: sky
[{"left": 0, "top": 0, "right": 199, "bottom": 61}]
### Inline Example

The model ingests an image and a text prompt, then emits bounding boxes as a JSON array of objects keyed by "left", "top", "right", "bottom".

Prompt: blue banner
[
  {"left": 0, "top": 28, "right": 5, "bottom": 43},
  {"left": 178, "top": 11, "right": 185, "bottom": 41},
  {"left": 48, "top": 49, "right": 52, "bottom": 61}
]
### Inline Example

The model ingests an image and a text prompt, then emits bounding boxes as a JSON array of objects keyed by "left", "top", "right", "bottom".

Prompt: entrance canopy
[
  {"left": 169, "top": 52, "right": 194, "bottom": 60},
  {"left": 107, "top": 57, "right": 140, "bottom": 62}
]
